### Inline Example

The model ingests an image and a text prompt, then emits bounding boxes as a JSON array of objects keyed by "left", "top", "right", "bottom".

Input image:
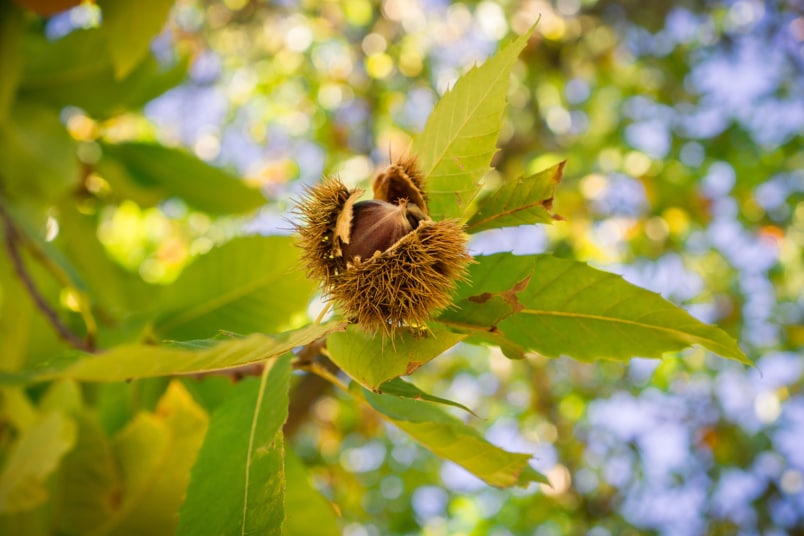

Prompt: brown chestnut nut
[{"left": 341, "top": 199, "right": 427, "bottom": 262}]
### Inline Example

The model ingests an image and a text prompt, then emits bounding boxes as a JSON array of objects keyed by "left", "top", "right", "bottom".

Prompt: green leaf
[
  {"left": 98, "top": 142, "right": 265, "bottom": 215},
  {"left": 99, "top": 0, "right": 175, "bottom": 79},
  {"left": 0, "top": 98, "right": 79, "bottom": 203},
  {"left": 327, "top": 324, "right": 466, "bottom": 391},
  {"left": 0, "top": 240, "right": 69, "bottom": 370},
  {"left": 54, "top": 201, "right": 155, "bottom": 319},
  {"left": 178, "top": 354, "right": 292, "bottom": 536},
  {"left": 377, "top": 377, "right": 477, "bottom": 416},
  {"left": 155, "top": 236, "right": 316, "bottom": 340},
  {"left": 91, "top": 381, "right": 208, "bottom": 535},
  {"left": 0, "top": 389, "right": 37, "bottom": 430},
  {"left": 40, "top": 321, "right": 345, "bottom": 383},
  {"left": 39, "top": 380, "right": 82, "bottom": 415},
  {"left": 0, "top": 0, "right": 24, "bottom": 123},
  {"left": 466, "top": 161, "right": 566, "bottom": 233},
  {"left": 20, "top": 28, "right": 187, "bottom": 119},
  {"left": 412, "top": 25, "right": 535, "bottom": 220},
  {"left": 53, "top": 413, "right": 119, "bottom": 534},
  {"left": 0, "top": 254, "right": 34, "bottom": 373},
  {"left": 438, "top": 254, "right": 534, "bottom": 359},
  {"left": 356, "top": 386, "right": 547, "bottom": 488},
  {"left": 444, "top": 254, "right": 750, "bottom": 364},
  {"left": 0, "top": 411, "right": 76, "bottom": 513},
  {"left": 283, "top": 448, "right": 339, "bottom": 536},
  {"left": 0, "top": 503, "right": 49, "bottom": 535}
]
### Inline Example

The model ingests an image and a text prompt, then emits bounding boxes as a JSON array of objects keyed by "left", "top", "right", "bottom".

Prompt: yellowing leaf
[
  {"left": 413, "top": 25, "right": 536, "bottom": 220},
  {"left": 0, "top": 388, "right": 37, "bottom": 430},
  {"left": 47, "top": 321, "right": 345, "bottom": 382},
  {"left": 92, "top": 381, "right": 208, "bottom": 535},
  {"left": 0, "top": 412, "right": 76, "bottom": 513},
  {"left": 53, "top": 413, "right": 119, "bottom": 534}
]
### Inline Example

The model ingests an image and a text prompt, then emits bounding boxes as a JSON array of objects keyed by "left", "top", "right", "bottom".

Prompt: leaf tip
[{"left": 554, "top": 160, "right": 568, "bottom": 181}]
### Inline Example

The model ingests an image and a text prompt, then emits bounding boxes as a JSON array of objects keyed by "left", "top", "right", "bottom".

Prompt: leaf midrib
[
  {"left": 242, "top": 363, "right": 272, "bottom": 535},
  {"left": 422, "top": 59, "right": 511, "bottom": 181},
  {"left": 519, "top": 309, "right": 736, "bottom": 355},
  {"left": 467, "top": 200, "right": 552, "bottom": 230}
]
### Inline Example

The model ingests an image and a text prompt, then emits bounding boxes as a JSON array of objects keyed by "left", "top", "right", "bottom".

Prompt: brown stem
[
  {"left": 0, "top": 203, "right": 93, "bottom": 352},
  {"left": 284, "top": 372, "right": 334, "bottom": 438}
]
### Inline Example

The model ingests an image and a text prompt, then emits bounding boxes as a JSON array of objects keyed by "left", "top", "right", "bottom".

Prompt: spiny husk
[
  {"left": 295, "top": 158, "right": 472, "bottom": 335},
  {"left": 373, "top": 156, "right": 428, "bottom": 214},
  {"left": 329, "top": 219, "right": 471, "bottom": 335},
  {"left": 293, "top": 178, "right": 357, "bottom": 286}
]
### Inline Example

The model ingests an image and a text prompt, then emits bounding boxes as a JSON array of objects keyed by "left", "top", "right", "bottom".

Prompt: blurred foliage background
[{"left": 1, "top": 0, "right": 803, "bottom": 534}]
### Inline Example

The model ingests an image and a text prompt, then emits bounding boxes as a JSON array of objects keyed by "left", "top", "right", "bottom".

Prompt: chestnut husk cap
[{"left": 295, "top": 157, "right": 471, "bottom": 334}]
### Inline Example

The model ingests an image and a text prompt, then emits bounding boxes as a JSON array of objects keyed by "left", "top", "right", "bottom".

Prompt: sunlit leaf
[
  {"left": 20, "top": 28, "right": 187, "bottom": 118},
  {"left": 98, "top": 0, "right": 174, "bottom": 79},
  {"left": 90, "top": 382, "right": 208, "bottom": 535},
  {"left": 155, "top": 236, "right": 317, "bottom": 340},
  {"left": 413, "top": 25, "right": 535, "bottom": 220},
  {"left": 178, "top": 354, "right": 292, "bottom": 536},
  {"left": 39, "top": 379, "right": 82, "bottom": 414},
  {"left": 54, "top": 201, "right": 155, "bottom": 319},
  {"left": 0, "top": 99, "right": 79, "bottom": 203},
  {"left": 283, "top": 448, "right": 339, "bottom": 536},
  {"left": 377, "top": 377, "right": 477, "bottom": 416},
  {"left": 356, "top": 386, "right": 546, "bottom": 488},
  {"left": 99, "top": 142, "right": 265, "bottom": 215},
  {"left": 0, "top": 389, "right": 37, "bottom": 430},
  {"left": 0, "top": 411, "right": 76, "bottom": 513},
  {"left": 443, "top": 254, "right": 750, "bottom": 364},
  {"left": 39, "top": 321, "right": 345, "bottom": 383},
  {"left": 466, "top": 161, "right": 566, "bottom": 233},
  {"left": 327, "top": 324, "right": 466, "bottom": 390}
]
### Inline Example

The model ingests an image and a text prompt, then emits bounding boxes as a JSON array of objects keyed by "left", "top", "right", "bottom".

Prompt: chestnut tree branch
[{"left": 0, "top": 202, "right": 93, "bottom": 352}]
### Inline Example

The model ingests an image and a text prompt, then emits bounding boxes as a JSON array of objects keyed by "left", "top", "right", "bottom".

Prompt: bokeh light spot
[{"left": 754, "top": 391, "right": 781, "bottom": 423}]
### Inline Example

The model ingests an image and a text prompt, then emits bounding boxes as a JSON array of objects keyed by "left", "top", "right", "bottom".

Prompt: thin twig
[
  {"left": 22, "top": 237, "right": 98, "bottom": 348},
  {"left": 0, "top": 203, "right": 93, "bottom": 352}
]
